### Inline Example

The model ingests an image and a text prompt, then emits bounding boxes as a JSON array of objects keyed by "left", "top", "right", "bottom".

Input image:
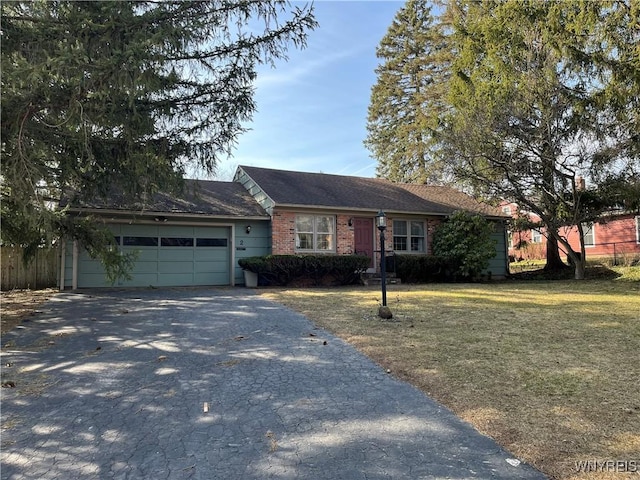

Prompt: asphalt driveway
[{"left": 1, "top": 288, "right": 547, "bottom": 479}]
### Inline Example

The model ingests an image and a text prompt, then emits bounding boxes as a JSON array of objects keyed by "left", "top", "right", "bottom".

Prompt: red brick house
[
  {"left": 62, "top": 165, "right": 512, "bottom": 288},
  {"left": 235, "top": 166, "right": 510, "bottom": 277},
  {"left": 504, "top": 202, "right": 640, "bottom": 264}
]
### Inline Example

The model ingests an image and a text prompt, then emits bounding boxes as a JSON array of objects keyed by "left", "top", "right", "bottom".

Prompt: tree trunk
[
  {"left": 566, "top": 248, "right": 586, "bottom": 280},
  {"left": 573, "top": 223, "right": 587, "bottom": 280},
  {"left": 544, "top": 234, "right": 568, "bottom": 271},
  {"left": 561, "top": 227, "right": 586, "bottom": 280},
  {"left": 573, "top": 259, "right": 586, "bottom": 280}
]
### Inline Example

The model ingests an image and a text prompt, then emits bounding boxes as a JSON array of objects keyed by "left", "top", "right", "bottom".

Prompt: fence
[
  {"left": 510, "top": 240, "right": 640, "bottom": 267},
  {"left": 586, "top": 241, "right": 640, "bottom": 266},
  {"left": 1, "top": 246, "right": 59, "bottom": 290}
]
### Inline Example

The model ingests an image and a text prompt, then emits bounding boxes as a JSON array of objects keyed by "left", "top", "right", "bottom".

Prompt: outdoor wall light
[
  {"left": 154, "top": 216, "right": 167, "bottom": 222},
  {"left": 246, "top": 225, "right": 252, "bottom": 234},
  {"left": 348, "top": 217, "right": 353, "bottom": 227}
]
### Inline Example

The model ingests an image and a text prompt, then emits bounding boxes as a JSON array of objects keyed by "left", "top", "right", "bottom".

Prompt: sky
[{"left": 213, "top": 1, "right": 404, "bottom": 181}]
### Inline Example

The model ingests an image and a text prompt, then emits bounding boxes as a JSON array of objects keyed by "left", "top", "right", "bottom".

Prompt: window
[
  {"left": 122, "top": 236, "right": 158, "bottom": 246},
  {"left": 161, "top": 237, "right": 194, "bottom": 247},
  {"left": 393, "top": 220, "right": 425, "bottom": 253},
  {"left": 196, "top": 238, "right": 228, "bottom": 247},
  {"left": 502, "top": 206, "right": 512, "bottom": 215},
  {"left": 582, "top": 223, "right": 595, "bottom": 247},
  {"left": 531, "top": 229, "right": 543, "bottom": 243},
  {"left": 636, "top": 216, "right": 640, "bottom": 244},
  {"left": 295, "top": 215, "right": 335, "bottom": 252}
]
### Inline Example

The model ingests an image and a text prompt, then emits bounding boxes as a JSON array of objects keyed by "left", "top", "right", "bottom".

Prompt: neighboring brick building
[{"left": 503, "top": 202, "right": 640, "bottom": 264}]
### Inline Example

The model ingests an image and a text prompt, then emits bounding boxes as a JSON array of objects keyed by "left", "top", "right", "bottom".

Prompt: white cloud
[{"left": 255, "top": 47, "right": 361, "bottom": 90}]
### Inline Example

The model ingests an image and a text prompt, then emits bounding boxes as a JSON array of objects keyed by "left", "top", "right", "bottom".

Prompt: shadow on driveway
[{"left": 1, "top": 288, "right": 547, "bottom": 479}]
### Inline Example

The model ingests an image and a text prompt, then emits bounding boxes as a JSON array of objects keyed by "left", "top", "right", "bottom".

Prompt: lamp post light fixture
[{"left": 376, "top": 210, "right": 388, "bottom": 310}]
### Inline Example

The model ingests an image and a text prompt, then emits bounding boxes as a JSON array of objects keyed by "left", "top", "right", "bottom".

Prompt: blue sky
[{"left": 214, "top": 1, "right": 404, "bottom": 180}]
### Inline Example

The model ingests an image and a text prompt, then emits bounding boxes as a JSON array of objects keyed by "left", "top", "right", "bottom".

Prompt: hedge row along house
[{"left": 60, "top": 166, "right": 510, "bottom": 289}]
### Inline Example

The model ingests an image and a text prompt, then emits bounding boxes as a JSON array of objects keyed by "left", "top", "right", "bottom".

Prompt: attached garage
[
  {"left": 61, "top": 180, "right": 270, "bottom": 289},
  {"left": 76, "top": 224, "right": 231, "bottom": 288}
]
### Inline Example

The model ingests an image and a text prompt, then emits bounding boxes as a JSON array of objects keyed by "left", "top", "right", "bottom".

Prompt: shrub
[
  {"left": 394, "top": 254, "right": 453, "bottom": 283},
  {"left": 432, "top": 211, "right": 497, "bottom": 280},
  {"left": 238, "top": 255, "right": 370, "bottom": 286}
]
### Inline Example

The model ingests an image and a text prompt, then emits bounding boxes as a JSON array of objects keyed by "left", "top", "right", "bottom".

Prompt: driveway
[{"left": 1, "top": 288, "right": 546, "bottom": 479}]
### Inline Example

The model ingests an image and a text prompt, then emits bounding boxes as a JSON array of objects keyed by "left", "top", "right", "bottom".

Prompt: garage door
[{"left": 77, "top": 224, "right": 231, "bottom": 288}]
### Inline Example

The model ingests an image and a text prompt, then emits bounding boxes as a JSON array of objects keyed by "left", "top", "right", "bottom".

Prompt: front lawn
[{"left": 260, "top": 272, "right": 639, "bottom": 480}]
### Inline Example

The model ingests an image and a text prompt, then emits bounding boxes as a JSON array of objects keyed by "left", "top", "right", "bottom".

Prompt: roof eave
[
  {"left": 66, "top": 207, "right": 270, "bottom": 221},
  {"left": 272, "top": 203, "right": 502, "bottom": 218}
]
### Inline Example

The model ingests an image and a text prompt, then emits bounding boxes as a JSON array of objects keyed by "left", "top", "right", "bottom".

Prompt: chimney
[{"left": 576, "top": 176, "right": 586, "bottom": 191}]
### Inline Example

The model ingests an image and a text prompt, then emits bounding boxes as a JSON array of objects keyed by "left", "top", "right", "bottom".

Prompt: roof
[
  {"left": 64, "top": 179, "right": 269, "bottom": 218},
  {"left": 239, "top": 165, "right": 506, "bottom": 218},
  {"left": 397, "top": 184, "right": 504, "bottom": 217}
]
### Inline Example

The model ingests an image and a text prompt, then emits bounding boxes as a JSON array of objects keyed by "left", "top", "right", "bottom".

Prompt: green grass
[{"left": 261, "top": 269, "right": 640, "bottom": 480}]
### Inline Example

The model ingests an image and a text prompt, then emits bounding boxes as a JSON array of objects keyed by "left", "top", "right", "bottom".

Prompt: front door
[{"left": 354, "top": 217, "right": 374, "bottom": 268}]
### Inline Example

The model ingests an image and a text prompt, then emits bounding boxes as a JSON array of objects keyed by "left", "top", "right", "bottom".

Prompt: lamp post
[{"left": 376, "top": 210, "right": 387, "bottom": 308}]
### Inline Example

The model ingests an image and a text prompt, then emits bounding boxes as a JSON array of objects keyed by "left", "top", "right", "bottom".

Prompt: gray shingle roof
[
  {"left": 239, "top": 166, "right": 506, "bottom": 218},
  {"left": 396, "top": 184, "right": 506, "bottom": 217},
  {"left": 65, "top": 180, "right": 269, "bottom": 218}
]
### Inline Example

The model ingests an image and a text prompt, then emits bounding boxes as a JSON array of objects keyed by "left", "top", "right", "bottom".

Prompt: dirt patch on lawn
[{"left": 1, "top": 289, "right": 58, "bottom": 336}]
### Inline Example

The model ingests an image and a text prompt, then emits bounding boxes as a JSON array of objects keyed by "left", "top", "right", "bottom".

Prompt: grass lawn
[{"left": 259, "top": 268, "right": 640, "bottom": 480}]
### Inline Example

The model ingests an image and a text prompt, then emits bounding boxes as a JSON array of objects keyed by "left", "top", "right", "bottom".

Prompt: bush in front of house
[
  {"left": 393, "top": 254, "right": 452, "bottom": 283},
  {"left": 432, "top": 211, "right": 497, "bottom": 280},
  {"left": 238, "top": 254, "right": 370, "bottom": 286}
]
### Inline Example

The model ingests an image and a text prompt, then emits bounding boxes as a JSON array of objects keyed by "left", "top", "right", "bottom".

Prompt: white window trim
[
  {"left": 531, "top": 229, "right": 543, "bottom": 244},
  {"left": 294, "top": 214, "right": 336, "bottom": 253},
  {"left": 582, "top": 223, "right": 595, "bottom": 248},
  {"left": 636, "top": 216, "right": 640, "bottom": 244},
  {"left": 392, "top": 219, "right": 426, "bottom": 254}
]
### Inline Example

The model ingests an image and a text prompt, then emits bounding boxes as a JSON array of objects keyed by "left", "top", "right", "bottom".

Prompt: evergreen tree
[
  {"left": 367, "top": 0, "right": 639, "bottom": 279},
  {"left": 365, "top": 0, "right": 452, "bottom": 184},
  {"left": 1, "top": 1, "right": 316, "bottom": 277},
  {"left": 442, "top": 0, "right": 639, "bottom": 279}
]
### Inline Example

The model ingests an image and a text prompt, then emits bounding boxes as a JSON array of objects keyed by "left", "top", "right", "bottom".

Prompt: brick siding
[
  {"left": 336, "top": 215, "right": 354, "bottom": 254},
  {"left": 271, "top": 210, "right": 445, "bottom": 261},
  {"left": 271, "top": 211, "right": 357, "bottom": 255},
  {"left": 272, "top": 211, "right": 297, "bottom": 254}
]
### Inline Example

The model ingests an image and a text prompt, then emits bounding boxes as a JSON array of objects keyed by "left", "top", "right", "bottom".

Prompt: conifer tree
[
  {"left": 1, "top": 1, "right": 316, "bottom": 277},
  {"left": 367, "top": 0, "right": 639, "bottom": 279},
  {"left": 365, "top": 0, "right": 452, "bottom": 184},
  {"left": 443, "top": 0, "right": 639, "bottom": 279}
]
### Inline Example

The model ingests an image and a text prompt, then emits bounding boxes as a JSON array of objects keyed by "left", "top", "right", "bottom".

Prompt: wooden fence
[{"left": 1, "top": 246, "right": 59, "bottom": 291}]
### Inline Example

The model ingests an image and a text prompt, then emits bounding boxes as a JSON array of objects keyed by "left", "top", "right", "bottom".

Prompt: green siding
[
  {"left": 233, "top": 222, "right": 271, "bottom": 285},
  {"left": 234, "top": 168, "right": 275, "bottom": 214},
  {"left": 486, "top": 222, "right": 509, "bottom": 278}
]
